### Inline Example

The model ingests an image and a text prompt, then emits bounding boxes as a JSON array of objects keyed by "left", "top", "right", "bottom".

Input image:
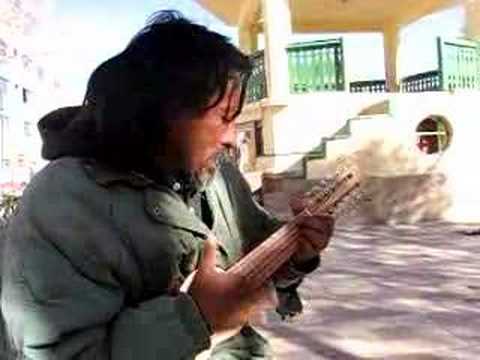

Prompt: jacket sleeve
[{"left": 1, "top": 178, "right": 211, "bottom": 360}]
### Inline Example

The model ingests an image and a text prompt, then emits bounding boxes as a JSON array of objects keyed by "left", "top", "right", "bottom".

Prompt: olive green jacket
[{"left": 1, "top": 156, "right": 313, "bottom": 359}]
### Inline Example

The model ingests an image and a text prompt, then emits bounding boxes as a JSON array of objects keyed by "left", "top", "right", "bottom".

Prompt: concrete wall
[
  {"left": 391, "top": 91, "right": 480, "bottom": 223},
  {"left": 239, "top": 91, "right": 392, "bottom": 174},
  {"left": 271, "top": 92, "right": 391, "bottom": 155},
  {"left": 242, "top": 90, "right": 480, "bottom": 224},
  {"left": 304, "top": 91, "right": 480, "bottom": 224}
]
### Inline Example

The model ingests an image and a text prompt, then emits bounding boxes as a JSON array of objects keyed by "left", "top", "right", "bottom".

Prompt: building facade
[
  {"left": 196, "top": 0, "right": 480, "bottom": 224},
  {"left": 0, "top": 0, "right": 60, "bottom": 191}
]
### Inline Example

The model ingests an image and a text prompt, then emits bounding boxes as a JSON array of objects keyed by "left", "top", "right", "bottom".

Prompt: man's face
[{"left": 169, "top": 83, "right": 241, "bottom": 173}]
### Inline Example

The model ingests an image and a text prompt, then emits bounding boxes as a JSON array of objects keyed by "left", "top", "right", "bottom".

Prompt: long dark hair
[{"left": 69, "top": 10, "right": 252, "bottom": 175}]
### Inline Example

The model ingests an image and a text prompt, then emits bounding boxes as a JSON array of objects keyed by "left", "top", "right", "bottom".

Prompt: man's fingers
[
  {"left": 296, "top": 214, "right": 334, "bottom": 253},
  {"left": 299, "top": 229, "right": 330, "bottom": 252},
  {"left": 298, "top": 215, "right": 334, "bottom": 237},
  {"left": 302, "top": 213, "right": 334, "bottom": 223},
  {"left": 289, "top": 195, "right": 308, "bottom": 215}
]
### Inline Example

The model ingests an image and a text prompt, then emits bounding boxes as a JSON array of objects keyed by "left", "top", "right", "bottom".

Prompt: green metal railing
[
  {"left": 401, "top": 70, "right": 442, "bottom": 92},
  {"left": 400, "top": 38, "right": 479, "bottom": 92},
  {"left": 353, "top": 37, "right": 480, "bottom": 93},
  {"left": 245, "top": 36, "right": 479, "bottom": 100},
  {"left": 287, "top": 39, "right": 345, "bottom": 93},
  {"left": 246, "top": 39, "right": 345, "bottom": 103},
  {"left": 246, "top": 50, "right": 267, "bottom": 103},
  {"left": 350, "top": 80, "right": 386, "bottom": 93},
  {"left": 438, "top": 37, "right": 480, "bottom": 91}
]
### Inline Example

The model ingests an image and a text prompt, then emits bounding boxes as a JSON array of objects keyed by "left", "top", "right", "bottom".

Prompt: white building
[{"left": 0, "top": 0, "right": 60, "bottom": 190}]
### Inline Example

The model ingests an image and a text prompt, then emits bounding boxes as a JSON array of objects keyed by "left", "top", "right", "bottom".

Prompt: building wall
[
  {"left": 255, "top": 90, "right": 480, "bottom": 223},
  {"left": 239, "top": 91, "right": 392, "bottom": 174},
  {"left": 0, "top": 0, "right": 59, "bottom": 188},
  {"left": 390, "top": 92, "right": 480, "bottom": 223}
]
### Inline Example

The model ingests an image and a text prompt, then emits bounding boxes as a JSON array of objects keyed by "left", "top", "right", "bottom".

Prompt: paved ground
[{"left": 257, "top": 221, "right": 480, "bottom": 359}]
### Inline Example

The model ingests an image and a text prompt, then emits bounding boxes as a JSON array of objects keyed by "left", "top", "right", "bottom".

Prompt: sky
[
  {"left": 40, "top": 0, "right": 235, "bottom": 102},
  {"left": 39, "top": 0, "right": 465, "bottom": 104}
]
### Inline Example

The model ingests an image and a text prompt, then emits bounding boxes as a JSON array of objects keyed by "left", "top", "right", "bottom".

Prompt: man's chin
[{"left": 192, "top": 159, "right": 219, "bottom": 189}]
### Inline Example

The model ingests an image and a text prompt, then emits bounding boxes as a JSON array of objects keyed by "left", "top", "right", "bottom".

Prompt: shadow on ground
[{"left": 258, "top": 222, "right": 480, "bottom": 359}]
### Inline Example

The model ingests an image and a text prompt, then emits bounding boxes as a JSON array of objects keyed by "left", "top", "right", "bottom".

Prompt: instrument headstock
[{"left": 303, "top": 158, "right": 363, "bottom": 218}]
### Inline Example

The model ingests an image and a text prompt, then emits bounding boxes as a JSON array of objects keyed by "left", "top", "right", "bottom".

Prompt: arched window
[{"left": 416, "top": 115, "right": 452, "bottom": 155}]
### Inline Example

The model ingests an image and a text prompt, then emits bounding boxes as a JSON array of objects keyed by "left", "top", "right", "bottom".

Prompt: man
[{"left": 1, "top": 11, "right": 334, "bottom": 359}]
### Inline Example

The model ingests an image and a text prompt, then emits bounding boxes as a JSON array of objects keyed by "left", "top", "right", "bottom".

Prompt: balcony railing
[
  {"left": 343, "top": 37, "right": 480, "bottom": 93},
  {"left": 246, "top": 39, "right": 345, "bottom": 103},
  {"left": 287, "top": 39, "right": 345, "bottom": 93},
  {"left": 401, "top": 70, "right": 442, "bottom": 92},
  {"left": 439, "top": 37, "right": 480, "bottom": 91},
  {"left": 246, "top": 50, "right": 267, "bottom": 103},
  {"left": 350, "top": 72, "right": 442, "bottom": 93},
  {"left": 350, "top": 80, "right": 386, "bottom": 93},
  {"left": 245, "top": 37, "right": 479, "bottom": 101}
]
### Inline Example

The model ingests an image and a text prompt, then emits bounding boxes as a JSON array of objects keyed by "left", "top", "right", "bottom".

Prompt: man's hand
[
  {"left": 289, "top": 193, "right": 335, "bottom": 264},
  {"left": 186, "top": 237, "right": 277, "bottom": 334}
]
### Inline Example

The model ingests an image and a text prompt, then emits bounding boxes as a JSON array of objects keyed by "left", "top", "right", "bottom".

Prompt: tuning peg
[
  {"left": 331, "top": 188, "right": 366, "bottom": 219},
  {"left": 307, "top": 181, "right": 334, "bottom": 201},
  {"left": 334, "top": 156, "right": 354, "bottom": 175}
]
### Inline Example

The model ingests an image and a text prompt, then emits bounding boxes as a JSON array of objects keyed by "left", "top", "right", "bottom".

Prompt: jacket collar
[
  {"left": 83, "top": 159, "right": 156, "bottom": 188},
  {"left": 144, "top": 188, "right": 210, "bottom": 238},
  {"left": 82, "top": 159, "right": 210, "bottom": 238}
]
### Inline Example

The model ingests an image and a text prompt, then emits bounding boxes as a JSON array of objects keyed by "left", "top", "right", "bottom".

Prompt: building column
[
  {"left": 261, "top": 0, "right": 292, "bottom": 103},
  {"left": 238, "top": 23, "right": 258, "bottom": 55},
  {"left": 383, "top": 24, "right": 400, "bottom": 92},
  {"left": 465, "top": 0, "right": 480, "bottom": 40},
  {"left": 238, "top": 0, "right": 259, "bottom": 55}
]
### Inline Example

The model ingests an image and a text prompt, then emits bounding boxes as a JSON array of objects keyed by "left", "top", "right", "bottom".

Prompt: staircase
[{"left": 306, "top": 113, "right": 394, "bottom": 179}]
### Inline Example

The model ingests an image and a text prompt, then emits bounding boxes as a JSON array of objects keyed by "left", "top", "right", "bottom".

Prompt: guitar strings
[
  {"left": 231, "top": 184, "right": 339, "bottom": 285},
  {"left": 243, "top": 228, "right": 300, "bottom": 286},
  {"left": 241, "top": 186, "right": 346, "bottom": 286}
]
